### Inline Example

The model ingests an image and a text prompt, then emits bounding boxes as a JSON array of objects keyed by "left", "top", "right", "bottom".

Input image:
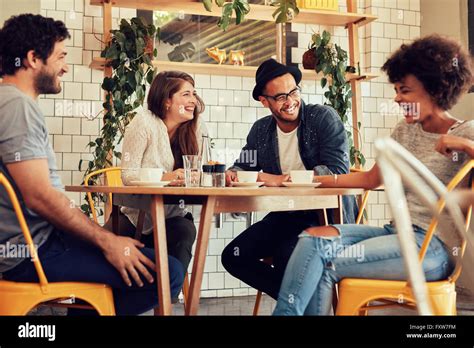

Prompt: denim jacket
[{"left": 230, "top": 101, "right": 357, "bottom": 224}]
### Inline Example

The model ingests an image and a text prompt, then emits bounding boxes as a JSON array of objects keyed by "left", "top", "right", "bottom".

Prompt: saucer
[
  {"left": 282, "top": 182, "right": 322, "bottom": 188},
  {"left": 129, "top": 181, "right": 171, "bottom": 187},
  {"left": 231, "top": 182, "right": 265, "bottom": 188}
]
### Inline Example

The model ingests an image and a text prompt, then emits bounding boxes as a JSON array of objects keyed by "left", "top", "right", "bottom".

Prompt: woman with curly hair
[{"left": 273, "top": 34, "right": 474, "bottom": 315}]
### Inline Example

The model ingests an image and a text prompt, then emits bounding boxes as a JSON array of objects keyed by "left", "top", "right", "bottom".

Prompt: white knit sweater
[{"left": 120, "top": 108, "right": 207, "bottom": 233}]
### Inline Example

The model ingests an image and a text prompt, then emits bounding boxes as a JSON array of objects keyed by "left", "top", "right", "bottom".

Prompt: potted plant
[
  {"left": 302, "top": 39, "right": 318, "bottom": 70},
  {"left": 310, "top": 30, "right": 365, "bottom": 167}
]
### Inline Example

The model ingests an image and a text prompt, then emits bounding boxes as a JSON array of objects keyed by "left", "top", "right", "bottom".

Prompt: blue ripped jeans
[{"left": 272, "top": 224, "right": 453, "bottom": 316}]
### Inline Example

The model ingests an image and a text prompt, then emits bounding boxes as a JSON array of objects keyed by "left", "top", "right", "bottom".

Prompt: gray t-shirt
[
  {"left": 391, "top": 119, "right": 474, "bottom": 250},
  {"left": 0, "top": 84, "right": 63, "bottom": 273}
]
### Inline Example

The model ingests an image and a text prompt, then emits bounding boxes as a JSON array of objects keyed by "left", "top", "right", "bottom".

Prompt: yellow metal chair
[
  {"left": 0, "top": 173, "right": 115, "bottom": 315},
  {"left": 85, "top": 167, "right": 191, "bottom": 309},
  {"left": 252, "top": 168, "right": 371, "bottom": 315},
  {"left": 336, "top": 160, "right": 473, "bottom": 315},
  {"left": 84, "top": 167, "right": 122, "bottom": 224}
]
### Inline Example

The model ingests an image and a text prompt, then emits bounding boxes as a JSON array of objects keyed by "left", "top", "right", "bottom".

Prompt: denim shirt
[{"left": 230, "top": 101, "right": 357, "bottom": 224}]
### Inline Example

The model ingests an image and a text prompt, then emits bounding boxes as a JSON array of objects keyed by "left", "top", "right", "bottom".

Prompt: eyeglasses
[{"left": 262, "top": 86, "right": 301, "bottom": 103}]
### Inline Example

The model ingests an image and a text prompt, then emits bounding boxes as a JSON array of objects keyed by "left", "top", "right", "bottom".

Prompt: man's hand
[
  {"left": 258, "top": 172, "right": 290, "bottom": 187},
  {"left": 101, "top": 234, "right": 156, "bottom": 287},
  {"left": 435, "top": 135, "right": 474, "bottom": 157},
  {"left": 225, "top": 170, "right": 238, "bottom": 186}
]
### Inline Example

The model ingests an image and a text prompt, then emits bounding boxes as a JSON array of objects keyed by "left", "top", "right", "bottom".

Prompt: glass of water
[{"left": 182, "top": 155, "right": 202, "bottom": 187}]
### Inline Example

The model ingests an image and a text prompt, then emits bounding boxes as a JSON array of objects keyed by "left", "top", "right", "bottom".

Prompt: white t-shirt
[{"left": 276, "top": 125, "right": 306, "bottom": 174}]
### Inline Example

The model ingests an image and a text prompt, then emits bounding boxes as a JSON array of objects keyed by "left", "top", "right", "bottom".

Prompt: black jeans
[
  {"left": 104, "top": 211, "right": 197, "bottom": 273},
  {"left": 221, "top": 210, "right": 320, "bottom": 300}
]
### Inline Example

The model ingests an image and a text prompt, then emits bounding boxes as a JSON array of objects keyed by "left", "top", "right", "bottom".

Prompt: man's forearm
[{"left": 27, "top": 188, "right": 112, "bottom": 251}]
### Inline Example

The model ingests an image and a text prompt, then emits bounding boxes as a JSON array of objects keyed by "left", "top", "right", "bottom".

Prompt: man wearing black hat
[{"left": 221, "top": 59, "right": 357, "bottom": 301}]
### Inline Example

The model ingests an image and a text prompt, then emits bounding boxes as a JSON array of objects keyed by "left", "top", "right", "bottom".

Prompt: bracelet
[{"left": 333, "top": 174, "right": 338, "bottom": 184}]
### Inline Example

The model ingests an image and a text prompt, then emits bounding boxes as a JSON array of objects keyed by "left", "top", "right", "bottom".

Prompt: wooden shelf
[
  {"left": 90, "top": 0, "right": 377, "bottom": 27},
  {"left": 89, "top": 57, "right": 379, "bottom": 82}
]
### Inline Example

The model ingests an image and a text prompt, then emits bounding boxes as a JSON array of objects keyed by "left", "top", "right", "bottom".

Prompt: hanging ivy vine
[{"left": 79, "top": 17, "right": 158, "bottom": 216}]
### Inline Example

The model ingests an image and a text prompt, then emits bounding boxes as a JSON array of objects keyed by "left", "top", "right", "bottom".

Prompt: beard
[{"left": 35, "top": 68, "right": 61, "bottom": 94}]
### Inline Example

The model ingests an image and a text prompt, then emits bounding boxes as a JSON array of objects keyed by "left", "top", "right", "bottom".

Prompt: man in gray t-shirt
[
  {"left": 0, "top": 14, "right": 183, "bottom": 315},
  {"left": 0, "top": 84, "right": 61, "bottom": 272}
]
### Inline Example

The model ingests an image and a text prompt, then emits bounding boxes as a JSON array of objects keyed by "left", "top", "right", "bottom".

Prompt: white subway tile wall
[{"left": 36, "top": 0, "right": 418, "bottom": 298}]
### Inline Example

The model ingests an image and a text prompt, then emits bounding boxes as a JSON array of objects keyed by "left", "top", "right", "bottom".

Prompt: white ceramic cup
[
  {"left": 290, "top": 170, "right": 314, "bottom": 184},
  {"left": 139, "top": 168, "right": 164, "bottom": 182},
  {"left": 237, "top": 171, "right": 259, "bottom": 183}
]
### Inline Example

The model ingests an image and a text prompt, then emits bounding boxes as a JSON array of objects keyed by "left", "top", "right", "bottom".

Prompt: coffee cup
[
  {"left": 139, "top": 168, "right": 163, "bottom": 181},
  {"left": 290, "top": 170, "right": 314, "bottom": 184},
  {"left": 237, "top": 171, "right": 259, "bottom": 183}
]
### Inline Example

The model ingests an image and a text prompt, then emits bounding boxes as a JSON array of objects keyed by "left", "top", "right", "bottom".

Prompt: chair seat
[
  {"left": 0, "top": 280, "right": 115, "bottom": 315},
  {"left": 336, "top": 277, "right": 456, "bottom": 315}
]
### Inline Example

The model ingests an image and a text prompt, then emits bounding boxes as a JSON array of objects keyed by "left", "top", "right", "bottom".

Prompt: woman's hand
[
  {"left": 162, "top": 168, "right": 185, "bottom": 181},
  {"left": 435, "top": 135, "right": 474, "bottom": 158}
]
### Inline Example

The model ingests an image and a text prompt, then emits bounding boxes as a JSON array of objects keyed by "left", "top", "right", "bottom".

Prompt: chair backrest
[
  {"left": 420, "top": 161, "right": 473, "bottom": 283},
  {"left": 375, "top": 137, "right": 473, "bottom": 315},
  {"left": 0, "top": 173, "right": 49, "bottom": 290},
  {"left": 84, "top": 167, "right": 122, "bottom": 223}
]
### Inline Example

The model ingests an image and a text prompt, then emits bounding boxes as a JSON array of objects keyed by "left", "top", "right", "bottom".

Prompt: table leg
[
  {"left": 185, "top": 196, "right": 216, "bottom": 315},
  {"left": 150, "top": 195, "right": 172, "bottom": 316}
]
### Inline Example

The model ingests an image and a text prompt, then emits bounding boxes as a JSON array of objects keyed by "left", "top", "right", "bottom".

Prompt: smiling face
[
  {"left": 259, "top": 73, "right": 301, "bottom": 126},
  {"left": 34, "top": 40, "right": 68, "bottom": 95},
  {"left": 393, "top": 74, "right": 439, "bottom": 124},
  {"left": 164, "top": 80, "right": 198, "bottom": 124}
]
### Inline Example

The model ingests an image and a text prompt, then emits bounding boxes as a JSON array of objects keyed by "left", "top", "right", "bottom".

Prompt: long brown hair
[{"left": 147, "top": 71, "right": 205, "bottom": 169}]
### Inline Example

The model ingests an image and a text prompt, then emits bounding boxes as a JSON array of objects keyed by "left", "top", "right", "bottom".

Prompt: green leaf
[
  {"left": 105, "top": 44, "right": 119, "bottom": 60},
  {"left": 235, "top": 6, "right": 243, "bottom": 24},
  {"left": 202, "top": 0, "right": 213, "bottom": 11},
  {"left": 135, "top": 70, "right": 142, "bottom": 85},
  {"left": 146, "top": 69, "right": 154, "bottom": 84},
  {"left": 315, "top": 34, "right": 322, "bottom": 46},
  {"left": 321, "top": 77, "right": 327, "bottom": 89},
  {"left": 216, "top": 0, "right": 225, "bottom": 6},
  {"left": 322, "top": 30, "right": 331, "bottom": 45},
  {"left": 127, "top": 71, "right": 137, "bottom": 90},
  {"left": 101, "top": 77, "right": 115, "bottom": 92},
  {"left": 271, "top": 0, "right": 298, "bottom": 24},
  {"left": 218, "top": 3, "right": 233, "bottom": 31}
]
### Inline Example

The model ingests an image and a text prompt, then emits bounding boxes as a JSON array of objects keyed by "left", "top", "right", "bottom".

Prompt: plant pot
[
  {"left": 144, "top": 35, "right": 155, "bottom": 58},
  {"left": 302, "top": 48, "right": 318, "bottom": 70}
]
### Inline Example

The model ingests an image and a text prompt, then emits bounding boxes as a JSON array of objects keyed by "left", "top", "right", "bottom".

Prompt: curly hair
[
  {"left": 381, "top": 34, "right": 473, "bottom": 110},
  {"left": 0, "top": 14, "right": 70, "bottom": 77}
]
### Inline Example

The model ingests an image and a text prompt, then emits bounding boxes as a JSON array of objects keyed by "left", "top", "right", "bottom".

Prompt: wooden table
[{"left": 65, "top": 185, "right": 364, "bottom": 315}]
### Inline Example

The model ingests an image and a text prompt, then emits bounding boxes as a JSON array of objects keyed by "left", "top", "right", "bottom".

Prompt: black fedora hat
[{"left": 252, "top": 59, "right": 302, "bottom": 101}]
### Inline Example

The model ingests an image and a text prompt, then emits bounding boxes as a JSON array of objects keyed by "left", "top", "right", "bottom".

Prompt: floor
[{"left": 30, "top": 293, "right": 474, "bottom": 316}]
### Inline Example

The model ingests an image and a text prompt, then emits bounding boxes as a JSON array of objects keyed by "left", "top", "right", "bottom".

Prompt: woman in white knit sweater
[{"left": 110, "top": 71, "right": 208, "bottom": 283}]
